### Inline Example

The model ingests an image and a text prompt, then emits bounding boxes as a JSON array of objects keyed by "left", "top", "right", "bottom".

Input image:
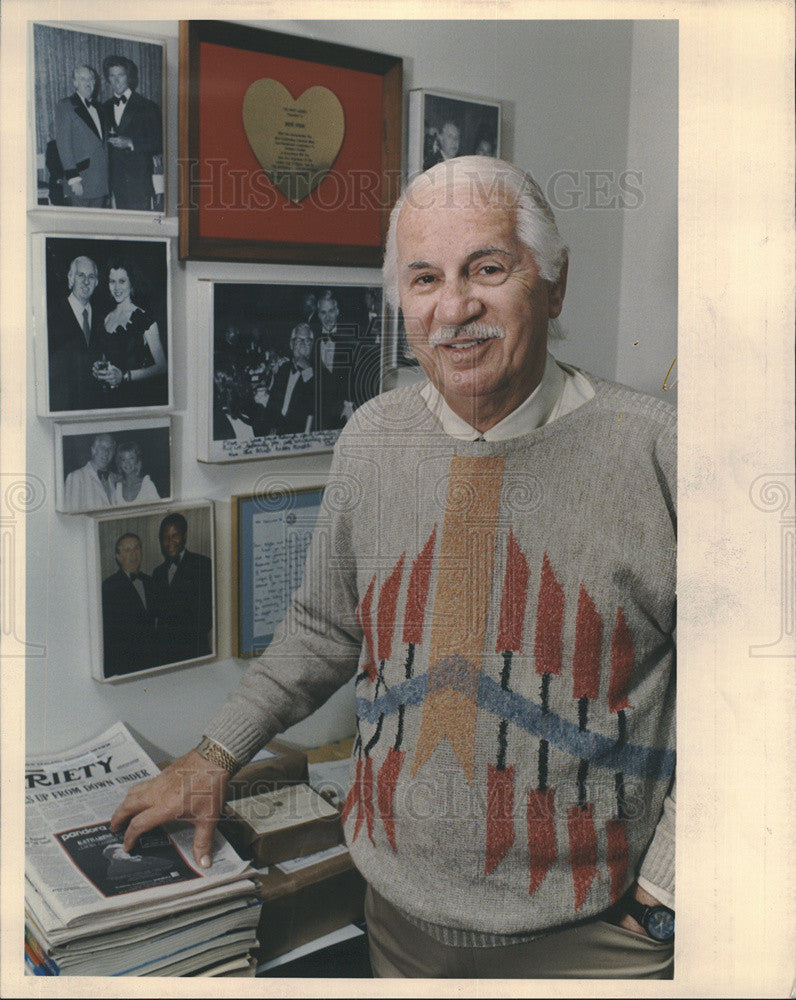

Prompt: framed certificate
[
  {"left": 179, "top": 21, "right": 402, "bottom": 265},
  {"left": 232, "top": 485, "right": 325, "bottom": 657}
]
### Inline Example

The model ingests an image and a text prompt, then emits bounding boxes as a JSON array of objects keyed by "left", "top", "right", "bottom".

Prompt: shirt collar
[
  {"left": 420, "top": 352, "right": 567, "bottom": 441},
  {"left": 68, "top": 294, "right": 91, "bottom": 323}
]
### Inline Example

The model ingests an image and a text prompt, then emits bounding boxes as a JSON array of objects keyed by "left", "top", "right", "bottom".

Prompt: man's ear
[{"left": 548, "top": 257, "right": 568, "bottom": 319}]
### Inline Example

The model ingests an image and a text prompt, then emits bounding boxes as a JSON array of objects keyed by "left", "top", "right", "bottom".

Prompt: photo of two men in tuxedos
[
  {"left": 100, "top": 511, "right": 213, "bottom": 680},
  {"left": 33, "top": 23, "right": 164, "bottom": 212}
]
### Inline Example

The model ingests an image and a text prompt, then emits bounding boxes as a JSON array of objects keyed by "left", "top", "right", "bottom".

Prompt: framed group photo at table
[
  {"left": 87, "top": 500, "right": 215, "bottom": 682},
  {"left": 232, "top": 484, "right": 326, "bottom": 657},
  {"left": 178, "top": 20, "right": 402, "bottom": 265},
  {"left": 197, "top": 277, "right": 384, "bottom": 463},
  {"left": 31, "top": 21, "right": 166, "bottom": 213},
  {"left": 34, "top": 233, "right": 172, "bottom": 418}
]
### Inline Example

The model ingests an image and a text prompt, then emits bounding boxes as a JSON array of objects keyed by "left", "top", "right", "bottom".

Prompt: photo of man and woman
[{"left": 56, "top": 418, "right": 171, "bottom": 514}]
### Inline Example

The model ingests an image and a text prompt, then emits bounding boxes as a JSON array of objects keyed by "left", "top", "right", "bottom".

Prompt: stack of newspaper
[{"left": 25, "top": 722, "right": 261, "bottom": 977}]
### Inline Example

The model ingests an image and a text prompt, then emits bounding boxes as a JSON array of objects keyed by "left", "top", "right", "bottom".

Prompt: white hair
[{"left": 382, "top": 156, "right": 568, "bottom": 314}]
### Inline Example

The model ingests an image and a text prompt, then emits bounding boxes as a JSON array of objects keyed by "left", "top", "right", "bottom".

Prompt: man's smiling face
[{"left": 396, "top": 181, "right": 566, "bottom": 431}]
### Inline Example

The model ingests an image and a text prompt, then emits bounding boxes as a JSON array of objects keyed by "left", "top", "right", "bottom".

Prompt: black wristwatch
[{"left": 624, "top": 897, "right": 675, "bottom": 941}]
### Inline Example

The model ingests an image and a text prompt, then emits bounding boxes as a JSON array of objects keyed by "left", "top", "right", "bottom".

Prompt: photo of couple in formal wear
[
  {"left": 94, "top": 506, "right": 214, "bottom": 681},
  {"left": 33, "top": 23, "right": 164, "bottom": 212},
  {"left": 56, "top": 420, "right": 171, "bottom": 514},
  {"left": 40, "top": 235, "right": 170, "bottom": 416}
]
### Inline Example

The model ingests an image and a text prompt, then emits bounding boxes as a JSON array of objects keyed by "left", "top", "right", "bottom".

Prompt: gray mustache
[{"left": 428, "top": 324, "right": 506, "bottom": 347}]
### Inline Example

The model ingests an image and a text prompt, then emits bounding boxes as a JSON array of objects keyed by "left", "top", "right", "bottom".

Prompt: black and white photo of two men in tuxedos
[
  {"left": 101, "top": 55, "right": 162, "bottom": 212},
  {"left": 54, "top": 65, "right": 109, "bottom": 208}
]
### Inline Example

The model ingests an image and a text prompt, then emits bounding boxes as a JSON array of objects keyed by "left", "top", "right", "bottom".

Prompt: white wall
[{"left": 21, "top": 18, "right": 677, "bottom": 759}]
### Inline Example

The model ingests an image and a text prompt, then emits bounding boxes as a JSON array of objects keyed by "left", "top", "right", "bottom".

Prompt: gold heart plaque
[{"left": 242, "top": 78, "right": 345, "bottom": 203}]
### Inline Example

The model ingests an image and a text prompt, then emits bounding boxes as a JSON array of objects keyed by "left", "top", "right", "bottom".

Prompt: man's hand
[
  {"left": 108, "top": 135, "right": 134, "bottom": 151},
  {"left": 618, "top": 883, "right": 663, "bottom": 936},
  {"left": 109, "top": 750, "right": 229, "bottom": 868}
]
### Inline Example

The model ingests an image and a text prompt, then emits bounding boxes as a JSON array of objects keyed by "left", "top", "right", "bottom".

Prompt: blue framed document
[{"left": 232, "top": 485, "right": 325, "bottom": 657}]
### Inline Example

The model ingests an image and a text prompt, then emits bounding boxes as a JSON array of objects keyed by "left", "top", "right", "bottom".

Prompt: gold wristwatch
[{"left": 194, "top": 736, "right": 240, "bottom": 775}]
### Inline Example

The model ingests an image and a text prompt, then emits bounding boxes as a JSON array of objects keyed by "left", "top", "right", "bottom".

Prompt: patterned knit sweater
[{"left": 207, "top": 374, "right": 676, "bottom": 939}]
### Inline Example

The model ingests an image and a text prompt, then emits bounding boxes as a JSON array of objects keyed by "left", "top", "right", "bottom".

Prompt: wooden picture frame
[
  {"left": 87, "top": 500, "right": 216, "bottom": 682},
  {"left": 232, "top": 484, "right": 325, "bottom": 657},
  {"left": 179, "top": 20, "right": 403, "bottom": 266},
  {"left": 54, "top": 416, "right": 172, "bottom": 514},
  {"left": 407, "top": 87, "right": 501, "bottom": 178},
  {"left": 196, "top": 275, "right": 384, "bottom": 463}
]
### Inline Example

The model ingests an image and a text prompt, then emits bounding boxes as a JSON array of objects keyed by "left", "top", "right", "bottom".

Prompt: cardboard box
[
  {"left": 303, "top": 737, "right": 356, "bottom": 764},
  {"left": 222, "top": 783, "right": 343, "bottom": 867},
  {"left": 228, "top": 739, "right": 309, "bottom": 798},
  {"left": 253, "top": 847, "right": 366, "bottom": 964}
]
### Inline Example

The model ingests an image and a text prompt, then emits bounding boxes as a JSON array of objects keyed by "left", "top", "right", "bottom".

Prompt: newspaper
[{"left": 25, "top": 722, "right": 255, "bottom": 938}]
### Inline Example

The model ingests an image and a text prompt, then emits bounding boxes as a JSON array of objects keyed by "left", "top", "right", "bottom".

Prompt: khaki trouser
[{"left": 365, "top": 886, "right": 674, "bottom": 979}]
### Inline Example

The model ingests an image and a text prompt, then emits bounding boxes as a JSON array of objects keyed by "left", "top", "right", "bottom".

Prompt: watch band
[
  {"left": 194, "top": 736, "right": 240, "bottom": 775},
  {"left": 624, "top": 897, "right": 675, "bottom": 941}
]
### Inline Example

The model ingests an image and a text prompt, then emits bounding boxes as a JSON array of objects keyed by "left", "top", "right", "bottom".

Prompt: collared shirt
[
  {"left": 81, "top": 96, "right": 102, "bottom": 137},
  {"left": 282, "top": 365, "right": 313, "bottom": 416},
  {"left": 113, "top": 88, "right": 133, "bottom": 126},
  {"left": 319, "top": 333, "right": 337, "bottom": 372},
  {"left": 68, "top": 294, "right": 92, "bottom": 341},
  {"left": 167, "top": 550, "right": 184, "bottom": 585},
  {"left": 127, "top": 572, "right": 147, "bottom": 610},
  {"left": 419, "top": 351, "right": 595, "bottom": 441}
]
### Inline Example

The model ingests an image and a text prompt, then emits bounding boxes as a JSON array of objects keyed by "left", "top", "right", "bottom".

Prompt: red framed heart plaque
[{"left": 179, "top": 21, "right": 403, "bottom": 265}]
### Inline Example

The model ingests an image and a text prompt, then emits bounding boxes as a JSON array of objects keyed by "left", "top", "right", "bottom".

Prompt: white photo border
[
  {"left": 33, "top": 232, "right": 173, "bottom": 418},
  {"left": 29, "top": 21, "right": 168, "bottom": 216},
  {"left": 86, "top": 499, "right": 216, "bottom": 684},
  {"left": 54, "top": 415, "right": 173, "bottom": 514}
]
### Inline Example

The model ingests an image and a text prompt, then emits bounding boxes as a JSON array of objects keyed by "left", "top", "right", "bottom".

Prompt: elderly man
[
  {"left": 48, "top": 254, "right": 103, "bottom": 412},
  {"left": 424, "top": 120, "right": 462, "bottom": 170},
  {"left": 254, "top": 322, "right": 316, "bottom": 436},
  {"left": 64, "top": 433, "right": 116, "bottom": 511},
  {"left": 111, "top": 157, "right": 675, "bottom": 979},
  {"left": 53, "top": 65, "right": 108, "bottom": 208}
]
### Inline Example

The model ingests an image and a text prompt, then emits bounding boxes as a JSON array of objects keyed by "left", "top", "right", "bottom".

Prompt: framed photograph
[
  {"left": 198, "top": 278, "right": 384, "bottom": 463},
  {"left": 34, "top": 234, "right": 172, "bottom": 418},
  {"left": 387, "top": 306, "right": 420, "bottom": 370},
  {"left": 31, "top": 22, "right": 166, "bottom": 213},
  {"left": 407, "top": 88, "right": 501, "bottom": 177},
  {"left": 232, "top": 485, "right": 325, "bottom": 657},
  {"left": 54, "top": 417, "right": 172, "bottom": 514},
  {"left": 178, "top": 20, "right": 402, "bottom": 265},
  {"left": 87, "top": 500, "right": 215, "bottom": 682}
]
